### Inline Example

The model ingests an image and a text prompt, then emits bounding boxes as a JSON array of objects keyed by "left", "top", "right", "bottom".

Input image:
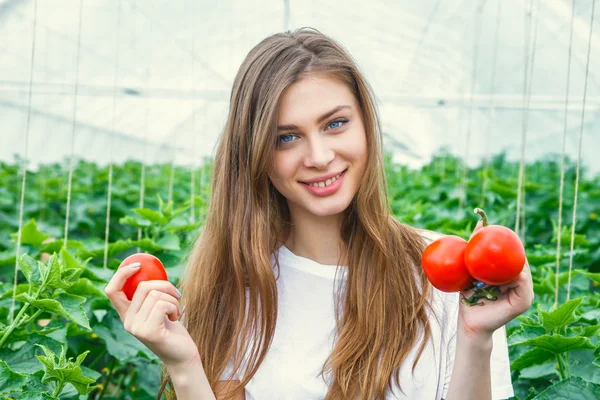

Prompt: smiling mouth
[{"left": 299, "top": 169, "right": 348, "bottom": 187}]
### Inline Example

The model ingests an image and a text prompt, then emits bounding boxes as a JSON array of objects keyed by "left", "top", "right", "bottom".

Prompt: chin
[{"left": 304, "top": 198, "right": 352, "bottom": 217}]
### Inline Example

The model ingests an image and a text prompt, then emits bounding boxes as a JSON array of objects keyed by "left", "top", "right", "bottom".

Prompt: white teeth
[{"left": 307, "top": 172, "right": 343, "bottom": 187}]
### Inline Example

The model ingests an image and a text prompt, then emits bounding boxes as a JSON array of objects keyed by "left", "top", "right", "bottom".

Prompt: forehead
[{"left": 277, "top": 74, "right": 356, "bottom": 124}]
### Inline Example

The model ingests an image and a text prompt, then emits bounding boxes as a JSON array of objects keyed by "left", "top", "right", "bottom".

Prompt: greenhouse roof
[{"left": 1, "top": 0, "right": 598, "bottom": 173}]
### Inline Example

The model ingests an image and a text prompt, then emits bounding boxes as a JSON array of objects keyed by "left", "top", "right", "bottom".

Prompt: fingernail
[
  {"left": 476, "top": 281, "right": 486, "bottom": 289},
  {"left": 176, "top": 288, "right": 182, "bottom": 298},
  {"left": 128, "top": 262, "right": 141, "bottom": 269}
]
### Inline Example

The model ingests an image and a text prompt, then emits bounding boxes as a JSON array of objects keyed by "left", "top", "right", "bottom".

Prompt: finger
[
  {"left": 523, "top": 258, "right": 532, "bottom": 276},
  {"left": 129, "top": 280, "right": 181, "bottom": 317},
  {"left": 146, "top": 300, "right": 180, "bottom": 330},
  {"left": 104, "top": 261, "right": 142, "bottom": 319},
  {"left": 135, "top": 290, "right": 182, "bottom": 323}
]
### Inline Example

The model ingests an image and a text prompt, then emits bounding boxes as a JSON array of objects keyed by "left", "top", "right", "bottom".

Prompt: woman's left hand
[{"left": 457, "top": 221, "right": 535, "bottom": 339}]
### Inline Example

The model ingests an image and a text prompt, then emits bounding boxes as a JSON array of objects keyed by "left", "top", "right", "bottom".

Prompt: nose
[{"left": 303, "top": 136, "right": 335, "bottom": 169}]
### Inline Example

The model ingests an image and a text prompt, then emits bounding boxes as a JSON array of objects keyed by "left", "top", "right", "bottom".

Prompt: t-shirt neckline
[{"left": 277, "top": 244, "right": 347, "bottom": 280}]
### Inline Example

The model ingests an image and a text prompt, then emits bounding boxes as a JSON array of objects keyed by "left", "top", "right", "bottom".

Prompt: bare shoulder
[
  {"left": 412, "top": 227, "right": 445, "bottom": 244},
  {"left": 215, "top": 380, "right": 245, "bottom": 400}
]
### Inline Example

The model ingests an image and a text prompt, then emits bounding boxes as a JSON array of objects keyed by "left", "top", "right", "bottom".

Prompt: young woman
[{"left": 105, "top": 28, "right": 534, "bottom": 400}]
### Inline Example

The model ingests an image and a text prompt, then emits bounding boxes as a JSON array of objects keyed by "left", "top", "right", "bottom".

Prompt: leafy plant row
[{"left": 0, "top": 151, "right": 598, "bottom": 399}]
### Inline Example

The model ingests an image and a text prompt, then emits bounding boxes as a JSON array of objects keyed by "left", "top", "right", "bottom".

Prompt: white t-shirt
[{"left": 220, "top": 241, "right": 514, "bottom": 399}]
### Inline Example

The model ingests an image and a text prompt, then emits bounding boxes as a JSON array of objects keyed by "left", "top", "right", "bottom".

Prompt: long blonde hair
[{"left": 159, "top": 27, "right": 432, "bottom": 400}]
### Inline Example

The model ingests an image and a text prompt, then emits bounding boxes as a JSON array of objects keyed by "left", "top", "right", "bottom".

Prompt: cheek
[
  {"left": 343, "top": 129, "right": 368, "bottom": 160},
  {"left": 268, "top": 155, "right": 292, "bottom": 183}
]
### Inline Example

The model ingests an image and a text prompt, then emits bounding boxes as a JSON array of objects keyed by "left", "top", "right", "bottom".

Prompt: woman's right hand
[{"left": 104, "top": 260, "right": 200, "bottom": 368}]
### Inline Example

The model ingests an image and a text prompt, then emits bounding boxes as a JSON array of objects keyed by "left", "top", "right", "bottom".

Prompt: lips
[{"left": 300, "top": 168, "right": 347, "bottom": 185}]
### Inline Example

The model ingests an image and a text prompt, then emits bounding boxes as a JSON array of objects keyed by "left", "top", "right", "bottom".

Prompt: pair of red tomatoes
[{"left": 422, "top": 219, "right": 526, "bottom": 293}]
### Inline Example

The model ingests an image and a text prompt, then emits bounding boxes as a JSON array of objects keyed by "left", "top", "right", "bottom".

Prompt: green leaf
[
  {"left": 508, "top": 325, "right": 547, "bottom": 346},
  {"left": 39, "top": 254, "right": 62, "bottom": 289},
  {"left": 0, "top": 334, "right": 63, "bottom": 374},
  {"left": 18, "top": 293, "right": 91, "bottom": 330},
  {"left": 10, "top": 219, "right": 49, "bottom": 248},
  {"left": 570, "top": 325, "right": 600, "bottom": 338},
  {"left": 540, "top": 297, "right": 584, "bottom": 332},
  {"left": 0, "top": 250, "right": 16, "bottom": 267},
  {"left": 1, "top": 283, "right": 29, "bottom": 299},
  {"left": 35, "top": 345, "right": 97, "bottom": 396},
  {"left": 510, "top": 347, "right": 555, "bottom": 371},
  {"left": 65, "top": 278, "right": 106, "bottom": 298},
  {"left": 516, "top": 315, "right": 539, "bottom": 326},
  {"left": 40, "top": 239, "right": 86, "bottom": 255},
  {"left": 80, "top": 265, "right": 112, "bottom": 283},
  {"left": 516, "top": 334, "right": 596, "bottom": 355},
  {"left": 93, "top": 313, "right": 156, "bottom": 362},
  {"left": 53, "top": 293, "right": 91, "bottom": 330},
  {"left": 119, "top": 215, "right": 152, "bottom": 228},
  {"left": 532, "top": 376, "right": 600, "bottom": 399},
  {"left": 130, "top": 238, "right": 164, "bottom": 253},
  {"left": 518, "top": 362, "right": 559, "bottom": 380},
  {"left": 585, "top": 272, "right": 600, "bottom": 284},
  {"left": 133, "top": 208, "right": 168, "bottom": 225},
  {"left": 59, "top": 247, "right": 86, "bottom": 271},
  {"left": 156, "top": 232, "right": 180, "bottom": 251},
  {"left": 16, "top": 391, "right": 55, "bottom": 400},
  {"left": 76, "top": 239, "right": 132, "bottom": 259},
  {"left": 18, "top": 254, "right": 37, "bottom": 283},
  {"left": 0, "top": 360, "right": 28, "bottom": 397},
  {"left": 17, "top": 391, "right": 55, "bottom": 400}
]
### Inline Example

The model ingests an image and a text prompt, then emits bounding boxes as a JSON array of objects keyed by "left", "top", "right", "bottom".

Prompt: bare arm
[
  {"left": 166, "top": 355, "right": 217, "bottom": 400},
  {"left": 444, "top": 332, "right": 493, "bottom": 400},
  {"left": 167, "top": 355, "right": 246, "bottom": 400}
]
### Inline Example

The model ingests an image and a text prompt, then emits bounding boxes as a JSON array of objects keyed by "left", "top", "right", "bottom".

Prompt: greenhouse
[{"left": 1, "top": 0, "right": 599, "bottom": 399}]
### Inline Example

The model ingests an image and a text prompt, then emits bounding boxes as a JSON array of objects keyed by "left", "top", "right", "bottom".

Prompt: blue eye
[
  {"left": 327, "top": 119, "right": 348, "bottom": 130},
  {"left": 277, "top": 134, "right": 297, "bottom": 145}
]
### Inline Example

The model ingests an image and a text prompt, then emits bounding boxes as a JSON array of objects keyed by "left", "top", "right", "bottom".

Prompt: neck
[{"left": 284, "top": 206, "right": 346, "bottom": 266}]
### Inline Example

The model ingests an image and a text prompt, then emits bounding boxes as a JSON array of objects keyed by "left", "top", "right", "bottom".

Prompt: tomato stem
[
  {"left": 473, "top": 208, "right": 489, "bottom": 227},
  {"left": 460, "top": 283, "right": 500, "bottom": 307}
]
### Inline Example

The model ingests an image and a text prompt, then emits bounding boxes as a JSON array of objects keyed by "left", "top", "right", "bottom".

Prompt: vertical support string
[
  {"left": 515, "top": 0, "right": 536, "bottom": 238},
  {"left": 138, "top": 1, "right": 153, "bottom": 251},
  {"left": 64, "top": 0, "right": 85, "bottom": 250},
  {"left": 519, "top": 0, "right": 541, "bottom": 243},
  {"left": 104, "top": 0, "right": 123, "bottom": 269},
  {"left": 458, "top": 1, "right": 484, "bottom": 212},
  {"left": 10, "top": 0, "right": 38, "bottom": 323},
  {"left": 190, "top": 0, "right": 197, "bottom": 224},
  {"left": 567, "top": 0, "right": 595, "bottom": 301},
  {"left": 554, "top": 0, "right": 576, "bottom": 306},
  {"left": 480, "top": 0, "right": 503, "bottom": 208}
]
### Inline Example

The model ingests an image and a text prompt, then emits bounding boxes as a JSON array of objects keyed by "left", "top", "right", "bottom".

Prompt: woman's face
[{"left": 268, "top": 74, "right": 368, "bottom": 218}]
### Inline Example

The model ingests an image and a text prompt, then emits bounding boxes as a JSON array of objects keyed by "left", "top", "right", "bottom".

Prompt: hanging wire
[
  {"left": 63, "top": 0, "right": 85, "bottom": 250},
  {"left": 458, "top": 0, "right": 485, "bottom": 212},
  {"left": 138, "top": 1, "right": 153, "bottom": 251},
  {"left": 104, "top": 0, "right": 123, "bottom": 269},
  {"left": 555, "top": 0, "right": 576, "bottom": 306},
  {"left": 10, "top": 0, "right": 38, "bottom": 323},
  {"left": 190, "top": 0, "right": 197, "bottom": 224},
  {"left": 515, "top": 0, "right": 535, "bottom": 237},
  {"left": 518, "top": 0, "right": 541, "bottom": 243},
  {"left": 480, "top": 0, "right": 503, "bottom": 208},
  {"left": 567, "top": 0, "right": 596, "bottom": 301}
]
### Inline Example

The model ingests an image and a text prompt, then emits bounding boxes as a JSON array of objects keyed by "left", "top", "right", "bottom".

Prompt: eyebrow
[{"left": 277, "top": 105, "right": 351, "bottom": 132}]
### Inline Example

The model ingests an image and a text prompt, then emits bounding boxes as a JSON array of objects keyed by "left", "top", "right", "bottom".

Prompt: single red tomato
[
  {"left": 121, "top": 253, "right": 168, "bottom": 301},
  {"left": 422, "top": 235, "right": 474, "bottom": 293},
  {"left": 464, "top": 225, "right": 525, "bottom": 285}
]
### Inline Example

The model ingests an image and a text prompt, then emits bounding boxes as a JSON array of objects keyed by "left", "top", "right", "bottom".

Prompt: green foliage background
[{"left": 0, "top": 151, "right": 599, "bottom": 399}]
